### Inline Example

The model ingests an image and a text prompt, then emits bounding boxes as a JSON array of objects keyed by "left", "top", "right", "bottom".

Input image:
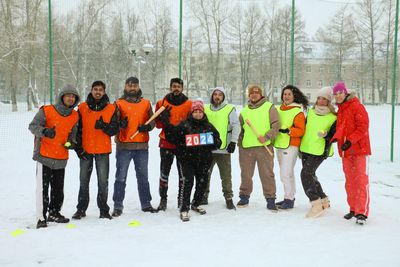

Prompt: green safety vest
[
  {"left": 204, "top": 104, "right": 234, "bottom": 149},
  {"left": 300, "top": 108, "right": 337, "bottom": 156},
  {"left": 273, "top": 105, "right": 302, "bottom": 149},
  {"left": 240, "top": 101, "right": 273, "bottom": 148}
]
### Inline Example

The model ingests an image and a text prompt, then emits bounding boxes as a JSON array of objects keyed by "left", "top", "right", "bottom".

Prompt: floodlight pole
[
  {"left": 179, "top": 0, "right": 183, "bottom": 78},
  {"left": 48, "top": 0, "right": 53, "bottom": 104},
  {"left": 290, "top": 0, "right": 295, "bottom": 85},
  {"left": 390, "top": 0, "right": 399, "bottom": 162}
]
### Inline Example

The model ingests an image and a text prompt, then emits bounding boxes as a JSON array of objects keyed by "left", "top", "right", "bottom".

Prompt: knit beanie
[
  {"left": 333, "top": 82, "right": 348, "bottom": 94},
  {"left": 191, "top": 100, "right": 204, "bottom": 113},
  {"left": 316, "top": 86, "right": 332, "bottom": 101},
  {"left": 125, "top": 76, "right": 139, "bottom": 84},
  {"left": 248, "top": 85, "right": 263, "bottom": 96}
]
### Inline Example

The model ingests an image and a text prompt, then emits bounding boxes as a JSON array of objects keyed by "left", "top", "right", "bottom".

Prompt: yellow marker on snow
[
  {"left": 11, "top": 229, "right": 25, "bottom": 237},
  {"left": 128, "top": 220, "right": 141, "bottom": 227},
  {"left": 66, "top": 223, "right": 76, "bottom": 229}
]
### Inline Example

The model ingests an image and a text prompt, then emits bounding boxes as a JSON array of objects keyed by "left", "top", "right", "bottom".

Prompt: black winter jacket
[{"left": 165, "top": 114, "right": 222, "bottom": 163}]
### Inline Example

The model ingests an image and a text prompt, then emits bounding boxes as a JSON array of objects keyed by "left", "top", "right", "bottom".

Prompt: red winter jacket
[{"left": 332, "top": 95, "right": 371, "bottom": 157}]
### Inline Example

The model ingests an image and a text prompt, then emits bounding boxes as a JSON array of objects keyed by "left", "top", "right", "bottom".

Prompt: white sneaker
[{"left": 180, "top": 211, "right": 190, "bottom": 222}]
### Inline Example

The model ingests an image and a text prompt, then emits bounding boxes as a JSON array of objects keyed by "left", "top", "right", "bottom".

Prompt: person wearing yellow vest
[
  {"left": 237, "top": 85, "right": 280, "bottom": 211},
  {"left": 300, "top": 87, "right": 337, "bottom": 218},
  {"left": 274, "top": 85, "right": 307, "bottom": 210},
  {"left": 111, "top": 77, "right": 158, "bottom": 217},
  {"left": 29, "top": 84, "right": 80, "bottom": 229},
  {"left": 203, "top": 87, "right": 240, "bottom": 210},
  {"left": 71, "top": 81, "right": 119, "bottom": 221},
  {"left": 155, "top": 78, "right": 192, "bottom": 211}
]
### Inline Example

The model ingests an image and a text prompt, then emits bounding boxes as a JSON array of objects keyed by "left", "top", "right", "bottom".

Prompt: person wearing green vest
[
  {"left": 203, "top": 87, "right": 240, "bottom": 210},
  {"left": 274, "top": 85, "right": 308, "bottom": 210},
  {"left": 300, "top": 87, "right": 337, "bottom": 218},
  {"left": 237, "top": 85, "right": 280, "bottom": 210}
]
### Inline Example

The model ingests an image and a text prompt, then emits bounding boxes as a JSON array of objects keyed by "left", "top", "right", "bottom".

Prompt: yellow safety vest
[
  {"left": 204, "top": 104, "right": 234, "bottom": 149},
  {"left": 240, "top": 101, "right": 273, "bottom": 148},
  {"left": 300, "top": 108, "right": 337, "bottom": 156},
  {"left": 273, "top": 105, "right": 302, "bottom": 149}
]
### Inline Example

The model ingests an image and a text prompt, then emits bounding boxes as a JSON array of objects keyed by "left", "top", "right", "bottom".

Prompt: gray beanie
[{"left": 316, "top": 86, "right": 332, "bottom": 102}]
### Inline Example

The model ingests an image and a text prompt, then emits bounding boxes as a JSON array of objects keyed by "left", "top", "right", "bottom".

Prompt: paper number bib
[{"left": 185, "top": 132, "right": 214, "bottom": 146}]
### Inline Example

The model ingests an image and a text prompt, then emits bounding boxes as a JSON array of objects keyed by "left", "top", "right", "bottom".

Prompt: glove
[
  {"left": 341, "top": 140, "right": 352, "bottom": 151},
  {"left": 138, "top": 124, "right": 152, "bottom": 132},
  {"left": 75, "top": 147, "right": 90, "bottom": 160},
  {"left": 64, "top": 141, "right": 76, "bottom": 150},
  {"left": 42, "top": 126, "right": 56, "bottom": 139},
  {"left": 119, "top": 117, "right": 128, "bottom": 129},
  {"left": 158, "top": 108, "right": 171, "bottom": 124},
  {"left": 279, "top": 128, "right": 290, "bottom": 134},
  {"left": 95, "top": 116, "right": 106, "bottom": 129},
  {"left": 226, "top": 142, "right": 236, "bottom": 153}
]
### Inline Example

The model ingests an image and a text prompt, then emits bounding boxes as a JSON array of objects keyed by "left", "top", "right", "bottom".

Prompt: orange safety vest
[
  {"left": 157, "top": 98, "right": 192, "bottom": 140},
  {"left": 39, "top": 105, "right": 78, "bottom": 160},
  {"left": 116, "top": 98, "right": 151, "bottom": 143},
  {"left": 78, "top": 102, "right": 116, "bottom": 154}
]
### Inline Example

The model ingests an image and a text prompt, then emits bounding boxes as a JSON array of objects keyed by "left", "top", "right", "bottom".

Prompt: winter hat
[
  {"left": 247, "top": 85, "right": 263, "bottom": 96},
  {"left": 191, "top": 100, "right": 204, "bottom": 113},
  {"left": 125, "top": 76, "right": 139, "bottom": 84},
  {"left": 316, "top": 86, "right": 332, "bottom": 101},
  {"left": 333, "top": 82, "right": 348, "bottom": 94}
]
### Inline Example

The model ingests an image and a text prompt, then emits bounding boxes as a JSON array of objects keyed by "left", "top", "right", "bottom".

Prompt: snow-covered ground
[{"left": 0, "top": 103, "right": 399, "bottom": 267}]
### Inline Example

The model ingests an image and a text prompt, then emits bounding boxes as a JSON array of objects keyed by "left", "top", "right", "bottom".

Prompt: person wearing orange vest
[
  {"left": 155, "top": 78, "right": 192, "bottom": 211},
  {"left": 71, "top": 81, "right": 119, "bottom": 221},
  {"left": 274, "top": 85, "right": 307, "bottom": 210},
  {"left": 111, "top": 77, "right": 158, "bottom": 217},
  {"left": 29, "top": 84, "right": 80, "bottom": 229}
]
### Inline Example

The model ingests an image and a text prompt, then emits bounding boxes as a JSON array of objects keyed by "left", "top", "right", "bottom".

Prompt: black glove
[
  {"left": 138, "top": 124, "right": 152, "bottom": 132},
  {"left": 95, "top": 116, "right": 106, "bottom": 129},
  {"left": 64, "top": 141, "right": 76, "bottom": 150},
  {"left": 279, "top": 128, "right": 290, "bottom": 134},
  {"left": 341, "top": 140, "right": 352, "bottom": 151},
  {"left": 158, "top": 107, "right": 171, "bottom": 124},
  {"left": 42, "top": 126, "right": 56, "bottom": 139},
  {"left": 226, "top": 142, "right": 236, "bottom": 153},
  {"left": 75, "top": 147, "right": 90, "bottom": 160},
  {"left": 119, "top": 117, "right": 128, "bottom": 129}
]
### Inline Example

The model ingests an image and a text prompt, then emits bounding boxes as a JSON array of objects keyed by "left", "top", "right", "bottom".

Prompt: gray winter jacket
[
  {"left": 208, "top": 87, "right": 240, "bottom": 154},
  {"left": 28, "top": 85, "right": 80, "bottom": 169}
]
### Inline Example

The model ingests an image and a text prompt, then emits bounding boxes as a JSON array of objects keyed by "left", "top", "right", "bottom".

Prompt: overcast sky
[{"left": 53, "top": 0, "right": 354, "bottom": 38}]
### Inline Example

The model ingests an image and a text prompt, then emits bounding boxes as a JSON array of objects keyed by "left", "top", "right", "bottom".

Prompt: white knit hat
[{"left": 316, "top": 87, "right": 332, "bottom": 102}]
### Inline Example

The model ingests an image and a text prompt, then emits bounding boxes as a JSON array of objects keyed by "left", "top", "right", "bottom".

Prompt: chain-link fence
[{"left": 0, "top": 0, "right": 399, "bottom": 144}]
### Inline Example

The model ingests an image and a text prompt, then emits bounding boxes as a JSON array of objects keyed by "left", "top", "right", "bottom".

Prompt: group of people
[{"left": 29, "top": 77, "right": 371, "bottom": 228}]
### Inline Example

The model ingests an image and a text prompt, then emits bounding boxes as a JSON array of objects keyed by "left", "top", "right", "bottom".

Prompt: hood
[
  {"left": 56, "top": 84, "right": 80, "bottom": 108},
  {"left": 209, "top": 87, "right": 227, "bottom": 110}
]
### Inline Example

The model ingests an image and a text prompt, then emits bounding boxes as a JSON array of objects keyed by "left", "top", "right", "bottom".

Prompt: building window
[
  {"left": 306, "top": 66, "right": 311, "bottom": 73},
  {"left": 318, "top": 80, "right": 323, "bottom": 87},
  {"left": 329, "top": 81, "right": 334, "bottom": 86},
  {"left": 306, "top": 80, "right": 311, "bottom": 87},
  {"left": 352, "top": 80, "right": 356, "bottom": 87},
  {"left": 342, "top": 66, "right": 346, "bottom": 73},
  {"left": 319, "top": 66, "right": 324, "bottom": 73}
]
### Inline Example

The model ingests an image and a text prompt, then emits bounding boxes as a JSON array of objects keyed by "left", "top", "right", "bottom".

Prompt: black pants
[
  {"left": 300, "top": 153, "right": 327, "bottom": 202},
  {"left": 180, "top": 160, "right": 211, "bottom": 212},
  {"left": 159, "top": 148, "right": 183, "bottom": 200},
  {"left": 77, "top": 154, "right": 110, "bottom": 214},
  {"left": 36, "top": 162, "right": 65, "bottom": 221}
]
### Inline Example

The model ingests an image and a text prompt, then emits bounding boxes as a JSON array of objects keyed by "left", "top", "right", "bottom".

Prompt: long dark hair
[{"left": 281, "top": 85, "right": 309, "bottom": 109}]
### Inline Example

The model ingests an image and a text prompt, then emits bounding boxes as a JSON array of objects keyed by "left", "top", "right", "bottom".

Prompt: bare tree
[
  {"left": 228, "top": 3, "right": 265, "bottom": 106},
  {"left": 355, "top": 0, "right": 384, "bottom": 104},
  {"left": 315, "top": 5, "right": 357, "bottom": 81},
  {"left": 189, "top": 0, "right": 231, "bottom": 87}
]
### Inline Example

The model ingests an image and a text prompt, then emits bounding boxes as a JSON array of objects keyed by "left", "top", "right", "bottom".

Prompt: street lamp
[{"left": 128, "top": 43, "right": 154, "bottom": 85}]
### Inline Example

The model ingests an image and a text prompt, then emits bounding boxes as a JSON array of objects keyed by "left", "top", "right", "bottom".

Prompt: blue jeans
[
  {"left": 76, "top": 154, "right": 110, "bottom": 213},
  {"left": 113, "top": 149, "right": 152, "bottom": 210}
]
